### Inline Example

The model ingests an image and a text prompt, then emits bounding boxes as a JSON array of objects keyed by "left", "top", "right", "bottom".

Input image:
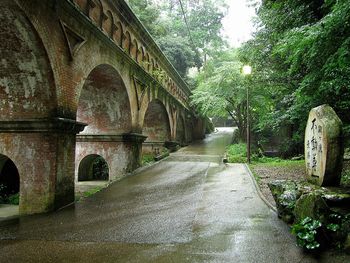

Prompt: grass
[
  {"left": 226, "top": 143, "right": 304, "bottom": 166},
  {"left": 252, "top": 157, "right": 304, "bottom": 167},
  {"left": 82, "top": 186, "right": 103, "bottom": 198},
  {"left": 226, "top": 143, "right": 247, "bottom": 163},
  {"left": 142, "top": 153, "right": 155, "bottom": 165},
  {"left": 75, "top": 185, "right": 104, "bottom": 202}
]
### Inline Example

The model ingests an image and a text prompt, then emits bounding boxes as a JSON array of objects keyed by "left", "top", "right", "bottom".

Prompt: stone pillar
[
  {"left": 192, "top": 117, "right": 206, "bottom": 140},
  {"left": 305, "top": 105, "right": 344, "bottom": 186},
  {"left": 0, "top": 118, "right": 86, "bottom": 215}
]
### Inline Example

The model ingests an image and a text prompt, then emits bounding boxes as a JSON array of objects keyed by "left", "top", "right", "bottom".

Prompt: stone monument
[{"left": 305, "top": 104, "right": 344, "bottom": 186}]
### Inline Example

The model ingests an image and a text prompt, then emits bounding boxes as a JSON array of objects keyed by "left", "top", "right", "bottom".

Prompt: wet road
[{"left": 0, "top": 128, "right": 348, "bottom": 262}]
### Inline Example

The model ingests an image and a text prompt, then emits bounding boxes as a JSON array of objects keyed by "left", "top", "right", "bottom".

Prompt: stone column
[
  {"left": 0, "top": 118, "right": 86, "bottom": 215},
  {"left": 192, "top": 117, "right": 206, "bottom": 140}
]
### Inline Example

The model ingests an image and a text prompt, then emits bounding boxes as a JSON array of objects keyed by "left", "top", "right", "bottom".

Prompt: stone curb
[{"left": 244, "top": 164, "right": 277, "bottom": 213}]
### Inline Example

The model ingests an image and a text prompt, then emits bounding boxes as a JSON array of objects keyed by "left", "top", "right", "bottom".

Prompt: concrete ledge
[
  {"left": 0, "top": 118, "right": 86, "bottom": 133},
  {"left": 77, "top": 133, "right": 147, "bottom": 143},
  {"left": 244, "top": 164, "right": 277, "bottom": 213}
]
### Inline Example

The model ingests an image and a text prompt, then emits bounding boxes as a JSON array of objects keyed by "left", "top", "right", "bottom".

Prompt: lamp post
[{"left": 242, "top": 65, "right": 252, "bottom": 163}]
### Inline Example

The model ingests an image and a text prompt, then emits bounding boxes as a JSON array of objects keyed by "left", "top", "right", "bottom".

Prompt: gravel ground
[{"left": 250, "top": 160, "right": 350, "bottom": 208}]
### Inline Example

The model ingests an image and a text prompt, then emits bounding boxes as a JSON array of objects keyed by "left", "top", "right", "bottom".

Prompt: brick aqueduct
[{"left": 0, "top": 0, "right": 207, "bottom": 215}]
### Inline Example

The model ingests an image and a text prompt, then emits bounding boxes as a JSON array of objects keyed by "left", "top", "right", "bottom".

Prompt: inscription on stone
[{"left": 305, "top": 105, "right": 343, "bottom": 186}]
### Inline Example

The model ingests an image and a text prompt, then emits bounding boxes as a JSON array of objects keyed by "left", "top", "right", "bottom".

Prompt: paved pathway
[{"left": 0, "top": 128, "right": 348, "bottom": 262}]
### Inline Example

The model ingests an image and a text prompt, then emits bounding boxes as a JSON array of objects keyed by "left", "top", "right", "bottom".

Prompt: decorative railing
[{"left": 70, "top": 0, "right": 190, "bottom": 107}]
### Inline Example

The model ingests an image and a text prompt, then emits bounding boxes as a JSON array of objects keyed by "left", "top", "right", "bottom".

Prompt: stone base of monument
[{"left": 269, "top": 179, "right": 350, "bottom": 252}]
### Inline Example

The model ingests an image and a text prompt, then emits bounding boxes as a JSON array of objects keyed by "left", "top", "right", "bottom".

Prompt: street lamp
[{"left": 243, "top": 65, "right": 252, "bottom": 163}]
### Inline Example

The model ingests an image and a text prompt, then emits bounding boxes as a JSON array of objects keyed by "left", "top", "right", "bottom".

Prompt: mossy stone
[{"left": 294, "top": 192, "right": 329, "bottom": 223}]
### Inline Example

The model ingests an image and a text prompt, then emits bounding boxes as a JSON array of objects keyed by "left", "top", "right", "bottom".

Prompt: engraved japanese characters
[{"left": 305, "top": 105, "right": 344, "bottom": 186}]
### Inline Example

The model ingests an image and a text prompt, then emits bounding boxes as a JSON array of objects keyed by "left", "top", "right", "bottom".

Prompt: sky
[{"left": 222, "top": 0, "right": 257, "bottom": 47}]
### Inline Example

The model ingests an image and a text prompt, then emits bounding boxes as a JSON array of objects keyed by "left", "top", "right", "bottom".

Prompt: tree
[
  {"left": 127, "top": 0, "right": 228, "bottom": 78},
  {"left": 191, "top": 49, "right": 272, "bottom": 141},
  {"left": 239, "top": 0, "right": 350, "bottom": 154}
]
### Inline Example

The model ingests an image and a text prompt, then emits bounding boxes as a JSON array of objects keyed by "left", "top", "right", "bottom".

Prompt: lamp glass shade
[{"left": 243, "top": 65, "right": 252, "bottom": 75}]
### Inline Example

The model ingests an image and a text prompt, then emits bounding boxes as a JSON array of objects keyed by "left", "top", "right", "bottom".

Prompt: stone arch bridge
[{"left": 0, "top": 0, "right": 207, "bottom": 215}]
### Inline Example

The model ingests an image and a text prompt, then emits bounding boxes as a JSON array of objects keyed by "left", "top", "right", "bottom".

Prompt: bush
[
  {"left": 226, "top": 143, "right": 247, "bottom": 163},
  {"left": 8, "top": 193, "right": 19, "bottom": 205},
  {"left": 291, "top": 217, "right": 322, "bottom": 250},
  {"left": 278, "top": 137, "right": 303, "bottom": 159},
  {"left": 142, "top": 153, "right": 155, "bottom": 165}
]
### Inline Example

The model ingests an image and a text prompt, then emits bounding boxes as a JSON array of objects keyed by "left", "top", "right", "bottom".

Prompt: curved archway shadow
[{"left": 78, "top": 154, "right": 109, "bottom": 182}]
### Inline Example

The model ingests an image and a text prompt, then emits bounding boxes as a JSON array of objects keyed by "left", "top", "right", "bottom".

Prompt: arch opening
[
  {"left": 78, "top": 154, "right": 109, "bottom": 181},
  {"left": 0, "top": 155, "right": 19, "bottom": 205},
  {"left": 77, "top": 64, "right": 132, "bottom": 134},
  {"left": 0, "top": 2, "right": 56, "bottom": 120},
  {"left": 143, "top": 100, "right": 171, "bottom": 142}
]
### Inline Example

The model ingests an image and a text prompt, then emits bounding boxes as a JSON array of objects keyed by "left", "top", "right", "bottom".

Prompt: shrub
[
  {"left": 8, "top": 193, "right": 19, "bottom": 205},
  {"left": 142, "top": 153, "right": 155, "bottom": 165},
  {"left": 226, "top": 143, "right": 247, "bottom": 163},
  {"left": 291, "top": 217, "right": 322, "bottom": 250}
]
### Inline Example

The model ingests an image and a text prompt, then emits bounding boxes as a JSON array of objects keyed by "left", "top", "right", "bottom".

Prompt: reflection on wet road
[{"left": 0, "top": 128, "right": 345, "bottom": 262}]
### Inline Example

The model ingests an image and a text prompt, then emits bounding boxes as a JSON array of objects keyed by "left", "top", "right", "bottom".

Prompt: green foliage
[
  {"left": 83, "top": 186, "right": 103, "bottom": 198},
  {"left": 142, "top": 153, "right": 155, "bottom": 165},
  {"left": 226, "top": 142, "right": 305, "bottom": 165},
  {"left": 8, "top": 193, "right": 19, "bottom": 205},
  {"left": 226, "top": 143, "right": 247, "bottom": 163},
  {"left": 127, "top": 0, "right": 228, "bottom": 77},
  {"left": 0, "top": 184, "right": 19, "bottom": 205},
  {"left": 326, "top": 223, "right": 340, "bottom": 232},
  {"left": 157, "top": 36, "right": 197, "bottom": 78},
  {"left": 291, "top": 217, "right": 322, "bottom": 250},
  {"left": 239, "top": 0, "right": 350, "bottom": 153},
  {"left": 92, "top": 157, "right": 109, "bottom": 180},
  {"left": 191, "top": 50, "right": 250, "bottom": 140},
  {"left": 341, "top": 163, "right": 350, "bottom": 187}
]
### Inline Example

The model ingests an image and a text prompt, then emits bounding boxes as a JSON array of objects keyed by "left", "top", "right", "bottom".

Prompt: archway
[
  {"left": 0, "top": 1, "right": 56, "bottom": 120},
  {"left": 77, "top": 64, "right": 132, "bottom": 134},
  {"left": 76, "top": 64, "right": 135, "bottom": 182},
  {"left": 0, "top": 155, "right": 19, "bottom": 205},
  {"left": 143, "top": 100, "right": 171, "bottom": 142},
  {"left": 78, "top": 155, "right": 109, "bottom": 181},
  {"left": 142, "top": 100, "right": 171, "bottom": 156}
]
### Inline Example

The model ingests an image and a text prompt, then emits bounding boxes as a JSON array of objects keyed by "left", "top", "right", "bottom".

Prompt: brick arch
[
  {"left": 142, "top": 99, "right": 171, "bottom": 142},
  {"left": 123, "top": 30, "right": 131, "bottom": 53},
  {"left": 0, "top": 0, "right": 57, "bottom": 120},
  {"left": 144, "top": 53, "right": 150, "bottom": 71},
  {"left": 89, "top": 0, "right": 104, "bottom": 28},
  {"left": 138, "top": 46, "right": 145, "bottom": 64},
  {"left": 103, "top": 10, "right": 114, "bottom": 37},
  {"left": 113, "top": 21, "right": 123, "bottom": 46},
  {"left": 73, "top": 0, "right": 88, "bottom": 12},
  {"left": 149, "top": 57, "right": 155, "bottom": 72},
  {"left": 0, "top": 154, "right": 20, "bottom": 205},
  {"left": 130, "top": 39, "right": 138, "bottom": 61},
  {"left": 77, "top": 64, "right": 132, "bottom": 134},
  {"left": 77, "top": 154, "right": 109, "bottom": 181}
]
